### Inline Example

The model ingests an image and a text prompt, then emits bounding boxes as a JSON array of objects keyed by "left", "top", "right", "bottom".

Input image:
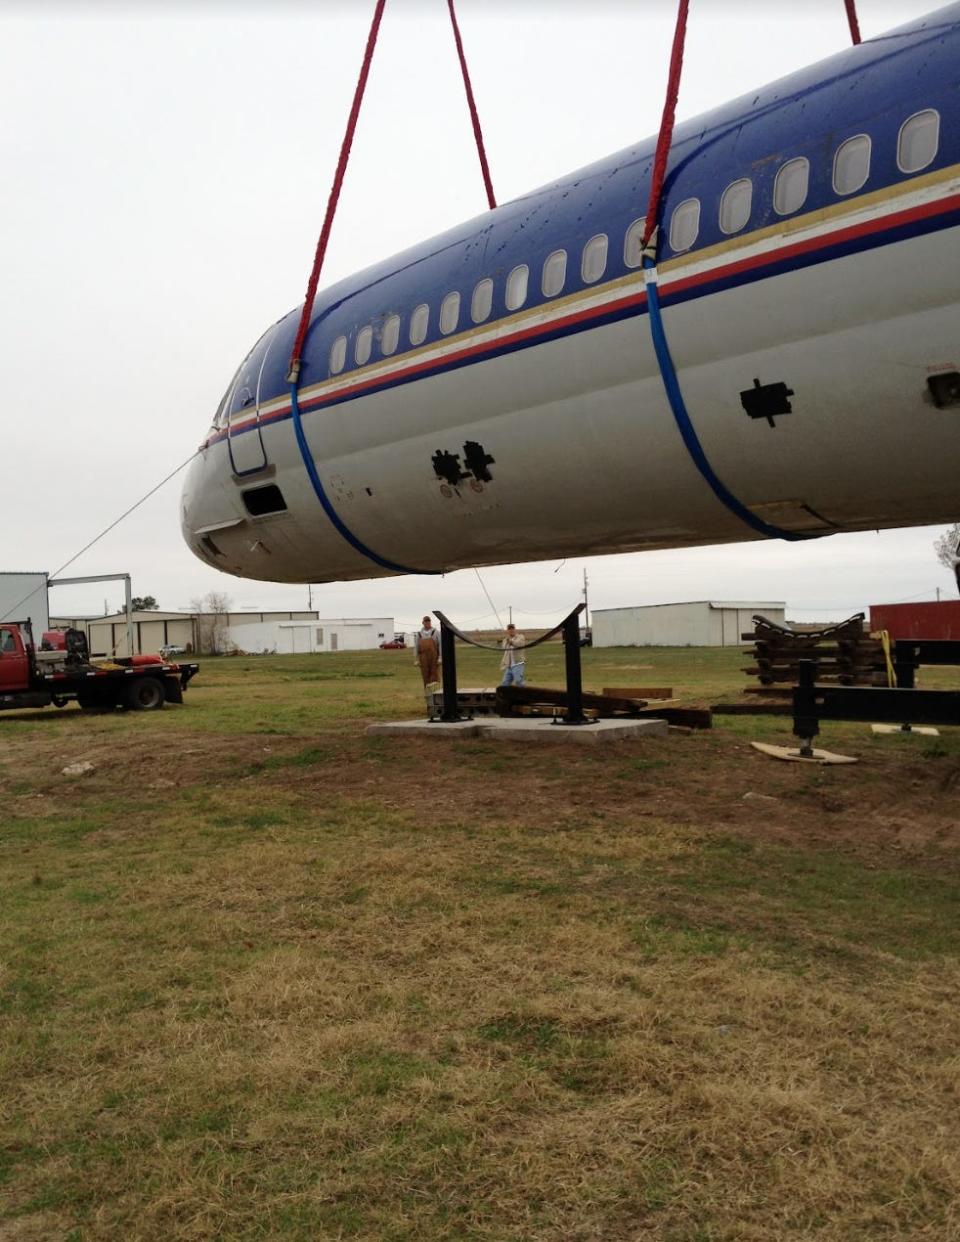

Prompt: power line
[
  {"left": 473, "top": 568, "right": 503, "bottom": 629},
  {"left": 1, "top": 449, "right": 199, "bottom": 624}
]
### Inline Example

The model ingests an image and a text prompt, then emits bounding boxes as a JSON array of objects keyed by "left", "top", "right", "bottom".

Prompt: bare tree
[
  {"left": 190, "top": 591, "right": 233, "bottom": 654},
  {"left": 934, "top": 523, "right": 960, "bottom": 594}
]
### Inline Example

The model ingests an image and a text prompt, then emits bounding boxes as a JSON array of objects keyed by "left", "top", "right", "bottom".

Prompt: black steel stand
[
  {"left": 792, "top": 660, "right": 820, "bottom": 758},
  {"left": 553, "top": 611, "right": 595, "bottom": 726},
  {"left": 432, "top": 616, "right": 471, "bottom": 723},
  {"left": 792, "top": 654, "right": 960, "bottom": 745}
]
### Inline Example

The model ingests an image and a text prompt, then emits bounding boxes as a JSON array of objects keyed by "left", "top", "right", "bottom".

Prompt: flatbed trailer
[{"left": 0, "top": 621, "right": 198, "bottom": 713}]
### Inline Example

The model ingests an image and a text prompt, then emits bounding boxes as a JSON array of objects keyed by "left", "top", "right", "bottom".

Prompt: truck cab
[{"left": 0, "top": 623, "right": 30, "bottom": 693}]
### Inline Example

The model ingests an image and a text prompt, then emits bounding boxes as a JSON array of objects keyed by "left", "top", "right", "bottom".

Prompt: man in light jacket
[{"left": 500, "top": 623, "right": 526, "bottom": 687}]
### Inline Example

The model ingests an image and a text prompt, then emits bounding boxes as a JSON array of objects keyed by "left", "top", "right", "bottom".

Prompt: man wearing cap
[{"left": 414, "top": 615, "right": 441, "bottom": 687}]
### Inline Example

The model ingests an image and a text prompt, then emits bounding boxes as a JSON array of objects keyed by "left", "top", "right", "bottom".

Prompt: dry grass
[{"left": 1, "top": 646, "right": 959, "bottom": 1239}]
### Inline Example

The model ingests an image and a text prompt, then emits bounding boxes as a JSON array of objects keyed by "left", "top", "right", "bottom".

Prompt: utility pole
[
  {"left": 582, "top": 568, "right": 590, "bottom": 629},
  {"left": 936, "top": 586, "right": 941, "bottom": 602},
  {"left": 308, "top": 583, "right": 313, "bottom": 611},
  {"left": 508, "top": 604, "right": 513, "bottom": 625}
]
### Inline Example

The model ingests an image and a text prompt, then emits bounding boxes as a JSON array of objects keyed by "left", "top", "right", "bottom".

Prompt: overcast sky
[{"left": 2, "top": 0, "right": 953, "bottom": 628}]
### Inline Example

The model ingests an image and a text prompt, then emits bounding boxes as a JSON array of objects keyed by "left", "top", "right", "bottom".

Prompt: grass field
[{"left": 1, "top": 645, "right": 959, "bottom": 1241}]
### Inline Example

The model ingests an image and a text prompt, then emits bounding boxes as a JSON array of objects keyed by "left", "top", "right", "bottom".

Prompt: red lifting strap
[
  {"left": 641, "top": 0, "right": 689, "bottom": 252},
  {"left": 287, "top": 0, "right": 496, "bottom": 384},
  {"left": 844, "top": 0, "right": 862, "bottom": 44},
  {"left": 287, "top": 0, "right": 386, "bottom": 383},
  {"left": 448, "top": 0, "right": 497, "bottom": 209}
]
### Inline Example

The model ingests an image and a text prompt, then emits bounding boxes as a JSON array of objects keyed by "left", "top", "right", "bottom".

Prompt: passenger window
[
  {"left": 623, "top": 218, "right": 647, "bottom": 268},
  {"left": 542, "top": 249, "right": 567, "bottom": 298},
  {"left": 505, "top": 264, "right": 528, "bottom": 311},
  {"left": 381, "top": 314, "right": 400, "bottom": 356},
  {"left": 898, "top": 109, "right": 939, "bottom": 173},
  {"left": 774, "top": 157, "right": 810, "bottom": 215},
  {"left": 719, "top": 179, "right": 752, "bottom": 234},
  {"left": 440, "top": 291, "right": 460, "bottom": 335},
  {"left": 0, "top": 629, "right": 15, "bottom": 653},
  {"left": 410, "top": 303, "right": 429, "bottom": 346},
  {"left": 355, "top": 325, "right": 373, "bottom": 366},
  {"left": 471, "top": 278, "right": 493, "bottom": 324},
  {"left": 669, "top": 198, "right": 700, "bottom": 252},
  {"left": 581, "top": 234, "right": 608, "bottom": 284},
  {"left": 329, "top": 335, "right": 347, "bottom": 375},
  {"left": 833, "top": 135, "right": 871, "bottom": 195}
]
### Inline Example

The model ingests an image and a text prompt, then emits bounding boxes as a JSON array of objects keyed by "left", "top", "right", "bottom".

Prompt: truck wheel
[
  {"left": 52, "top": 696, "right": 68, "bottom": 708},
  {"left": 125, "top": 678, "right": 165, "bottom": 712}
]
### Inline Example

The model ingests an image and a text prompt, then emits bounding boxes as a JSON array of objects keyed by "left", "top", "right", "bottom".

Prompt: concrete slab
[
  {"left": 367, "top": 716, "right": 670, "bottom": 744},
  {"left": 366, "top": 719, "right": 483, "bottom": 738},
  {"left": 478, "top": 717, "right": 668, "bottom": 744}
]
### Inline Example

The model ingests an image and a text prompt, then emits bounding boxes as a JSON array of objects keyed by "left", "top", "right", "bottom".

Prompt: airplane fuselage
[{"left": 182, "top": 4, "right": 960, "bottom": 583}]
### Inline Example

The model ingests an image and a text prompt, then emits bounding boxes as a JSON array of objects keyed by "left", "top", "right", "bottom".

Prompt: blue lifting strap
[
  {"left": 642, "top": 255, "right": 813, "bottom": 543},
  {"left": 289, "top": 382, "right": 440, "bottom": 576}
]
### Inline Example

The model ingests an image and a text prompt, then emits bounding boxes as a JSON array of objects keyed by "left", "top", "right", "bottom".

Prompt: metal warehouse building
[
  {"left": 592, "top": 600, "right": 786, "bottom": 648},
  {"left": 52, "top": 610, "right": 320, "bottom": 657},
  {"left": 225, "top": 616, "right": 394, "bottom": 655}
]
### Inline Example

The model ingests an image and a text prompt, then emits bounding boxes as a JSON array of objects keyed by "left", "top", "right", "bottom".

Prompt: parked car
[{"left": 379, "top": 639, "right": 406, "bottom": 649}]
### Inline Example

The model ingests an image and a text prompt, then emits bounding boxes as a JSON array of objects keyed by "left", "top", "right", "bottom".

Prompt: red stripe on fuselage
[{"left": 209, "top": 188, "right": 960, "bottom": 447}]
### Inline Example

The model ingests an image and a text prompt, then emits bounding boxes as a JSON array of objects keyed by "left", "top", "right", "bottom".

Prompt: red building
[{"left": 869, "top": 601, "right": 960, "bottom": 641}]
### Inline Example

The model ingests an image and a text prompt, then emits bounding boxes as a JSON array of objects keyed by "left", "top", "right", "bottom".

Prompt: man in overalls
[{"left": 415, "top": 615, "right": 441, "bottom": 687}]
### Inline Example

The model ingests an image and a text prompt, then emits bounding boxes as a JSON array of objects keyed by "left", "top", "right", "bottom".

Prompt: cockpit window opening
[
  {"left": 773, "top": 157, "right": 809, "bottom": 216},
  {"left": 833, "top": 134, "right": 871, "bottom": 195},
  {"left": 898, "top": 109, "right": 939, "bottom": 174},
  {"left": 381, "top": 314, "right": 400, "bottom": 356},
  {"left": 329, "top": 335, "right": 347, "bottom": 375},
  {"left": 505, "top": 264, "right": 528, "bottom": 310},
  {"left": 471, "top": 278, "right": 493, "bottom": 324},
  {"left": 355, "top": 325, "right": 373, "bottom": 366},
  {"left": 542, "top": 249, "right": 567, "bottom": 298},
  {"left": 719, "top": 179, "right": 752, "bottom": 234},
  {"left": 581, "top": 234, "right": 608, "bottom": 284},
  {"left": 410, "top": 303, "right": 429, "bottom": 346},
  {"left": 440, "top": 291, "right": 461, "bottom": 335},
  {"left": 668, "top": 198, "right": 700, "bottom": 253},
  {"left": 623, "top": 218, "right": 646, "bottom": 269}
]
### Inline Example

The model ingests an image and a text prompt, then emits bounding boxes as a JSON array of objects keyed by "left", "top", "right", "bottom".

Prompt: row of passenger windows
[
  {"left": 670, "top": 108, "right": 940, "bottom": 251},
  {"left": 329, "top": 108, "right": 940, "bottom": 374},
  {"left": 329, "top": 222, "right": 644, "bottom": 373}
]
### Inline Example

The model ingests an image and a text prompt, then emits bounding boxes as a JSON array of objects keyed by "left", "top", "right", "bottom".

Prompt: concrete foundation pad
[
  {"left": 479, "top": 717, "right": 669, "bottom": 743},
  {"left": 367, "top": 719, "right": 483, "bottom": 738},
  {"left": 367, "top": 716, "right": 668, "bottom": 743}
]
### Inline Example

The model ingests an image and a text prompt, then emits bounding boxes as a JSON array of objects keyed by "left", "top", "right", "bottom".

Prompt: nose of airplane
[{"left": 181, "top": 447, "right": 242, "bottom": 569}]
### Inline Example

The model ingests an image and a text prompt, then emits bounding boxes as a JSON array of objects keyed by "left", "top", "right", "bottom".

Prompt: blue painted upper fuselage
[{"left": 221, "top": 3, "right": 960, "bottom": 428}]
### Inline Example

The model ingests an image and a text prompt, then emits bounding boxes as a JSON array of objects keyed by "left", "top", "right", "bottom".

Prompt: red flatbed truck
[{"left": 0, "top": 621, "right": 199, "bottom": 713}]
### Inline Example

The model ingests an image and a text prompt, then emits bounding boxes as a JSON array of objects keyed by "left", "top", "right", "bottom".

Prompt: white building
[
  {"left": 226, "top": 616, "right": 394, "bottom": 655},
  {"left": 0, "top": 572, "right": 50, "bottom": 635},
  {"left": 592, "top": 601, "right": 786, "bottom": 648}
]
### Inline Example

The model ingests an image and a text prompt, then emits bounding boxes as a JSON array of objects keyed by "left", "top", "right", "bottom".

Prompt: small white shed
[
  {"left": 226, "top": 617, "right": 394, "bottom": 655},
  {"left": 591, "top": 600, "right": 786, "bottom": 648}
]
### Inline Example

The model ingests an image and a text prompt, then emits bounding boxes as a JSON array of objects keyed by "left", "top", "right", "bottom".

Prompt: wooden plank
[
  {"left": 712, "top": 702, "right": 792, "bottom": 716},
  {"left": 639, "top": 705, "right": 712, "bottom": 729},
  {"left": 602, "top": 686, "right": 673, "bottom": 699},
  {"left": 496, "top": 685, "right": 647, "bottom": 716}
]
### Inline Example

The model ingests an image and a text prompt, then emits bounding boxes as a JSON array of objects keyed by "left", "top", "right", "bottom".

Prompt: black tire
[
  {"left": 125, "top": 677, "right": 165, "bottom": 712},
  {"left": 52, "top": 696, "right": 69, "bottom": 708}
]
